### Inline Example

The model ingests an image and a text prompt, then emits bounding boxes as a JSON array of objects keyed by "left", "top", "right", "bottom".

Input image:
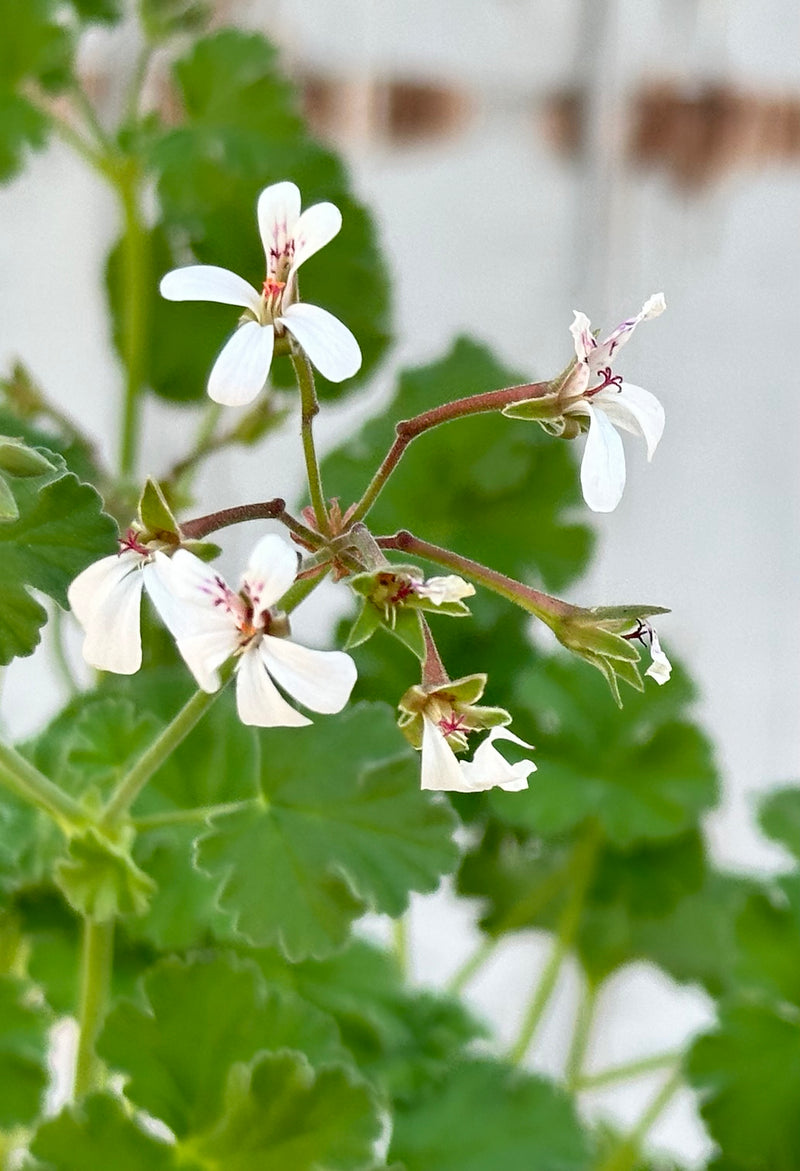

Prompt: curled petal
[
  {"left": 287, "top": 201, "right": 342, "bottom": 286},
  {"left": 208, "top": 322, "right": 275, "bottom": 406},
  {"left": 242, "top": 535, "right": 299, "bottom": 612},
  {"left": 280, "top": 302, "right": 362, "bottom": 382},
  {"left": 235, "top": 646, "right": 311, "bottom": 727},
  {"left": 576, "top": 402, "right": 627, "bottom": 513},
  {"left": 570, "top": 311, "right": 595, "bottom": 364},
  {"left": 420, "top": 716, "right": 468, "bottom": 791},
  {"left": 258, "top": 181, "right": 302, "bottom": 273},
  {"left": 68, "top": 552, "right": 144, "bottom": 674},
  {"left": 596, "top": 382, "right": 665, "bottom": 460},
  {"left": 415, "top": 576, "right": 475, "bottom": 605},
  {"left": 459, "top": 727, "right": 536, "bottom": 792},
  {"left": 645, "top": 630, "right": 672, "bottom": 685},
  {"left": 591, "top": 292, "right": 666, "bottom": 368},
  {"left": 260, "top": 637, "right": 357, "bottom": 714},
  {"left": 159, "top": 266, "right": 262, "bottom": 315}
]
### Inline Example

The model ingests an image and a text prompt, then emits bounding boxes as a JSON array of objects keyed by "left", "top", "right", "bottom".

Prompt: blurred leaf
[
  {"left": 98, "top": 952, "right": 346, "bottom": 1138},
  {"left": 759, "top": 787, "right": 800, "bottom": 859},
  {"left": 139, "top": 0, "right": 207, "bottom": 40},
  {"left": 733, "top": 874, "right": 800, "bottom": 1007},
  {"left": 0, "top": 92, "right": 50, "bottom": 182},
  {"left": 491, "top": 654, "right": 717, "bottom": 846},
  {"left": 688, "top": 1001, "right": 800, "bottom": 1171},
  {"left": 0, "top": 0, "right": 71, "bottom": 92},
  {"left": 253, "top": 937, "right": 485, "bottom": 1101},
  {"left": 197, "top": 703, "right": 459, "bottom": 959},
  {"left": 116, "top": 30, "right": 390, "bottom": 403},
  {"left": 69, "top": 0, "right": 122, "bottom": 21},
  {"left": 0, "top": 450, "right": 116, "bottom": 663},
  {"left": 30, "top": 1093, "right": 184, "bottom": 1170},
  {"left": 0, "top": 976, "right": 49, "bottom": 1128},
  {"left": 323, "top": 338, "right": 592, "bottom": 596},
  {"left": 187, "top": 1050, "right": 380, "bottom": 1171},
  {"left": 0, "top": 401, "right": 103, "bottom": 488},
  {"left": 389, "top": 1059, "right": 591, "bottom": 1171}
]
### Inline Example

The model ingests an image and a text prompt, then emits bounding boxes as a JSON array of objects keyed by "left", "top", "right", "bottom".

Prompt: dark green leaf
[
  {"left": 389, "top": 1059, "right": 591, "bottom": 1171},
  {"left": 197, "top": 703, "right": 459, "bottom": 959},
  {"left": 760, "top": 787, "right": 800, "bottom": 860},
  {"left": 98, "top": 952, "right": 346, "bottom": 1138},
  {"left": 733, "top": 874, "right": 800, "bottom": 1007},
  {"left": 0, "top": 976, "right": 49, "bottom": 1127}
]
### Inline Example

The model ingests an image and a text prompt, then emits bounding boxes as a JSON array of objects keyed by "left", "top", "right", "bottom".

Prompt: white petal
[
  {"left": 420, "top": 716, "right": 469, "bottom": 792},
  {"left": 241, "top": 534, "right": 299, "bottom": 611},
  {"left": 207, "top": 321, "right": 275, "bottom": 407},
  {"left": 570, "top": 311, "right": 596, "bottom": 364},
  {"left": 645, "top": 630, "right": 672, "bottom": 685},
  {"left": 159, "top": 266, "right": 262, "bottom": 315},
  {"left": 593, "top": 293, "right": 666, "bottom": 367},
  {"left": 260, "top": 636, "right": 357, "bottom": 714},
  {"left": 280, "top": 303, "right": 361, "bottom": 382},
  {"left": 460, "top": 727, "right": 537, "bottom": 793},
  {"left": 287, "top": 201, "right": 342, "bottom": 286},
  {"left": 175, "top": 628, "right": 240, "bottom": 692},
  {"left": 579, "top": 403, "right": 627, "bottom": 513},
  {"left": 415, "top": 576, "right": 475, "bottom": 605},
  {"left": 595, "top": 382, "right": 665, "bottom": 460},
  {"left": 235, "top": 645, "right": 311, "bottom": 727},
  {"left": 258, "top": 181, "right": 302, "bottom": 272},
  {"left": 68, "top": 552, "right": 144, "bottom": 674},
  {"left": 639, "top": 292, "right": 666, "bottom": 320},
  {"left": 148, "top": 551, "right": 243, "bottom": 635}
]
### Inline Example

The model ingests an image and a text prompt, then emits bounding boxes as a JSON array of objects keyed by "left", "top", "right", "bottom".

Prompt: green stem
[
  {"left": 73, "top": 917, "right": 114, "bottom": 1100},
  {"left": 565, "top": 980, "right": 598, "bottom": 1091},
  {"left": 576, "top": 1050, "right": 683, "bottom": 1091},
  {"left": 278, "top": 564, "right": 332, "bottom": 613},
  {"left": 134, "top": 798, "right": 258, "bottom": 831},
  {"left": 509, "top": 824, "right": 600, "bottom": 1065},
  {"left": 99, "top": 685, "right": 226, "bottom": 828},
  {"left": 50, "top": 605, "right": 80, "bottom": 698},
  {"left": 117, "top": 165, "right": 150, "bottom": 479},
  {"left": 595, "top": 1067, "right": 683, "bottom": 1171},
  {"left": 448, "top": 936, "right": 500, "bottom": 995},
  {"left": 377, "top": 531, "right": 573, "bottom": 625},
  {"left": 349, "top": 381, "right": 551, "bottom": 524},
  {"left": 393, "top": 915, "right": 409, "bottom": 976},
  {"left": 292, "top": 352, "right": 330, "bottom": 536},
  {"left": 0, "top": 744, "right": 84, "bottom": 827}
]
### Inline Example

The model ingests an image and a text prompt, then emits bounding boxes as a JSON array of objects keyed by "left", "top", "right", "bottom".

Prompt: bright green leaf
[
  {"left": 98, "top": 952, "right": 346, "bottom": 1139},
  {"left": 30, "top": 1093, "right": 184, "bottom": 1171},
  {"left": 390, "top": 1059, "right": 591, "bottom": 1171},
  {"left": 55, "top": 827, "right": 156, "bottom": 921},
  {"left": 197, "top": 703, "right": 459, "bottom": 959},
  {"left": 759, "top": 787, "right": 800, "bottom": 860}
]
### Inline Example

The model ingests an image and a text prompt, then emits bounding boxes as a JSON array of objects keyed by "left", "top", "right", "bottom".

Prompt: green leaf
[
  {"left": 493, "top": 653, "right": 718, "bottom": 845},
  {"left": 0, "top": 91, "right": 50, "bottom": 181},
  {"left": 0, "top": 976, "right": 49, "bottom": 1128},
  {"left": 55, "top": 827, "right": 156, "bottom": 921},
  {"left": 197, "top": 703, "right": 459, "bottom": 959},
  {"left": 68, "top": 0, "right": 122, "bottom": 22},
  {"left": 733, "top": 874, "right": 800, "bottom": 1007},
  {"left": 30, "top": 1093, "right": 184, "bottom": 1171},
  {"left": 323, "top": 338, "right": 592, "bottom": 595},
  {"left": 759, "top": 787, "right": 800, "bottom": 859},
  {"left": 253, "top": 937, "right": 484, "bottom": 1101},
  {"left": 0, "top": 451, "right": 116, "bottom": 664},
  {"left": 186, "top": 1050, "right": 381, "bottom": 1171},
  {"left": 389, "top": 1059, "right": 591, "bottom": 1171},
  {"left": 139, "top": 0, "right": 209, "bottom": 41},
  {"left": 98, "top": 952, "right": 346, "bottom": 1139},
  {"left": 688, "top": 1002, "right": 800, "bottom": 1171},
  {"left": 0, "top": 0, "right": 72, "bottom": 92}
]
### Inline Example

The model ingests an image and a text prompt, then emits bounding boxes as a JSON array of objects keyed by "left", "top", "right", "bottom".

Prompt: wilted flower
[
  {"left": 550, "top": 603, "right": 672, "bottom": 704},
  {"left": 148, "top": 533, "right": 357, "bottom": 727},
  {"left": 160, "top": 180, "right": 361, "bottom": 405}
]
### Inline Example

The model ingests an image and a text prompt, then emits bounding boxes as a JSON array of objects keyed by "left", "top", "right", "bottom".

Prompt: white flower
[
  {"left": 420, "top": 718, "right": 536, "bottom": 793},
  {"left": 565, "top": 294, "right": 666, "bottom": 512},
  {"left": 148, "top": 533, "right": 357, "bottom": 728},
  {"left": 160, "top": 181, "right": 362, "bottom": 406},
  {"left": 414, "top": 575, "right": 475, "bottom": 606},
  {"left": 644, "top": 627, "right": 672, "bottom": 685},
  {"left": 68, "top": 535, "right": 158, "bottom": 675}
]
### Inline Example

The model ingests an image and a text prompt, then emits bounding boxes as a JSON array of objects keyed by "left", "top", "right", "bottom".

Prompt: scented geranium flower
[
  {"left": 565, "top": 294, "right": 666, "bottom": 512},
  {"left": 421, "top": 718, "right": 536, "bottom": 794},
  {"left": 68, "top": 531, "right": 159, "bottom": 675},
  {"left": 159, "top": 181, "right": 361, "bottom": 406},
  {"left": 624, "top": 619, "right": 672, "bottom": 685},
  {"left": 148, "top": 533, "right": 357, "bottom": 728}
]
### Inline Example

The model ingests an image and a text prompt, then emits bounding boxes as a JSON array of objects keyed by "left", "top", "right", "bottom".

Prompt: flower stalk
[
  {"left": 293, "top": 352, "right": 331, "bottom": 536},
  {"left": 0, "top": 743, "right": 84, "bottom": 828},
  {"left": 73, "top": 917, "right": 114, "bottom": 1100}
]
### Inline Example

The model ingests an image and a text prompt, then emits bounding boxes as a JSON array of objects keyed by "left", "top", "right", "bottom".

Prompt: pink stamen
[
  {"left": 118, "top": 529, "right": 149, "bottom": 557},
  {"left": 438, "top": 712, "right": 468, "bottom": 737}
]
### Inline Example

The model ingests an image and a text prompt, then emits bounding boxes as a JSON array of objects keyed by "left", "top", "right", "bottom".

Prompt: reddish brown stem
[{"left": 180, "top": 499, "right": 322, "bottom": 547}]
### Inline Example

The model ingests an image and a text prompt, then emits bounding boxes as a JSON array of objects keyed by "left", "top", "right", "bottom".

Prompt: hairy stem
[
  {"left": 0, "top": 743, "right": 84, "bottom": 827},
  {"left": 349, "top": 381, "right": 550, "bottom": 523},
  {"left": 509, "top": 824, "right": 600, "bottom": 1065},
  {"left": 377, "top": 531, "right": 574, "bottom": 623},
  {"left": 180, "top": 498, "right": 322, "bottom": 548},
  {"left": 73, "top": 917, "right": 114, "bottom": 1100},
  {"left": 292, "top": 352, "right": 330, "bottom": 535},
  {"left": 117, "top": 164, "right": 150, "bottom": 479}
]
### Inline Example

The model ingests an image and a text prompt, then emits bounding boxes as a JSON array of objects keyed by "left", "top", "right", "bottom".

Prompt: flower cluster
[{"left": 68, "top": 180, "right": 673, "bottom": 793}]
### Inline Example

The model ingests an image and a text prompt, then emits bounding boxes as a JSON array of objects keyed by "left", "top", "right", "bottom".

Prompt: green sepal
[
  {"left": 0, "top": 474, "right": 18, "bottom": 521},
  {"left": 501, "top": 390, "right": 563, "bottom": 421},
  {"left": 0, "top": 437, "right": 55, "bottom": 477},
  {"left": 138, "top": 478, "right": 179, "bottom": 541},
  {"left": 55, "top": 827, "right": 156, "bottom": 921},
  {"left": 390, "top": 607, "right": 426, "bottom": 660},
  {"left": 344, "top": 602, "right": 382, "bottom": 650}
]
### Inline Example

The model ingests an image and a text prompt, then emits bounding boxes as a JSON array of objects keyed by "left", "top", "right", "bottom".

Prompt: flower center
[
  {"left": 586, "top": 366, "right": 623, "bottom": 397},
  {"left": 438, "top": 711, "right": 468, "bottom": 737},
  {"left": 622, "top": 619, "right": 654, "bottom": 648},
  {"left": 118, "top": 528, "right": 150, "bottom": 557}
]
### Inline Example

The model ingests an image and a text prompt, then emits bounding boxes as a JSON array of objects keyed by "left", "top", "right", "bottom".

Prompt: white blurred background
[{"left": 1, "top": 1, "right": 799, "bottom": 1163}]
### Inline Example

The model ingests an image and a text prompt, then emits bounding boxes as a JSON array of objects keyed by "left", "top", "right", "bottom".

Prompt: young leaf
[
  {"left": 98, "top": 952, "right": 346, "bottom": 1139},
  {"left": 196, "top": 703, "right": 459, "bottom": 959},
  {"left": 389, "top": 1059, "right": 591, "bottom": 1171}
]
